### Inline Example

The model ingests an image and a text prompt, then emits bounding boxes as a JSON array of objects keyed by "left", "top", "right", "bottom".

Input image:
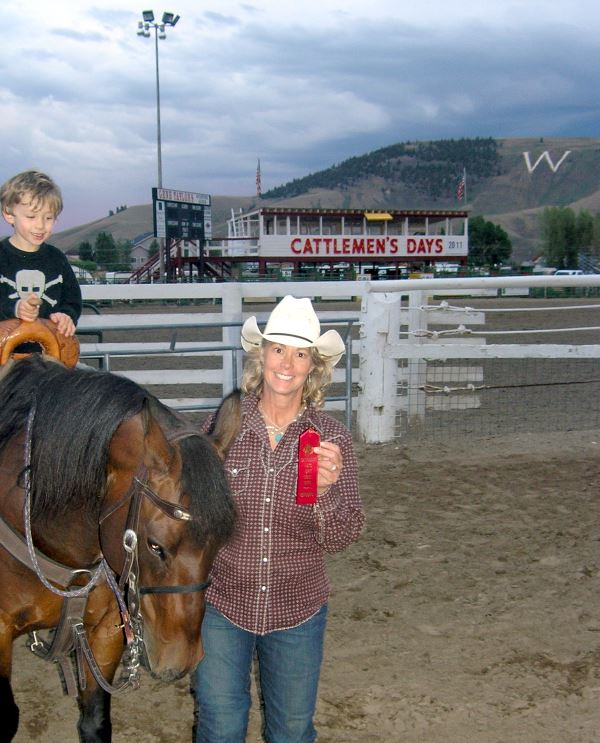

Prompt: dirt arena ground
[{"left": 9, "top": 296, "right": 600, "bottom": 741}]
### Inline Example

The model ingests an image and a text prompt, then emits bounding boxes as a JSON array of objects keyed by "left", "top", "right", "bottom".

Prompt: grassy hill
[{"left": 53, "top": 137, "right": 600, "bottom": 263}]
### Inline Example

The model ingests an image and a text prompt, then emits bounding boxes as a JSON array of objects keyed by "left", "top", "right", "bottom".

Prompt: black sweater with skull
[{"left": 0, "top": 238, "right": 82, "bottom": 323}]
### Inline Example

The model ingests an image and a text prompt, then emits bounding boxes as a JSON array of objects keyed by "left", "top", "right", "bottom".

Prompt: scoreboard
[{"left": 152, "top": 188, "right": 212, "bottom": 241}]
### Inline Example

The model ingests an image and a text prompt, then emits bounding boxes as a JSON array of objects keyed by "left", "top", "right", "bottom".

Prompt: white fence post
[{"left": 357, "top": 291, "right": 401, "bottom": 443}]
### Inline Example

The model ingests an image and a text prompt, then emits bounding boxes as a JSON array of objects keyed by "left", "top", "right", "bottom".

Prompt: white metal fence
[
  {"left": 358, "top": 275, "right": 600, "bottom": 442},
  {"left": 78, "top": 276, "right": 600, "bottom": 443}
]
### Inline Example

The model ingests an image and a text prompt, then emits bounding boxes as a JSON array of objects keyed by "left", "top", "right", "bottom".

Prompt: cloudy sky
[{"left": 0, "top": 0, "right": 598, "bottom": 229}]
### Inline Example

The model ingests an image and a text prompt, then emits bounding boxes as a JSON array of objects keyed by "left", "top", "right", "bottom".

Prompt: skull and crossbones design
[{"left": 0, "top": 269, "right": 63, "bottom": 307}]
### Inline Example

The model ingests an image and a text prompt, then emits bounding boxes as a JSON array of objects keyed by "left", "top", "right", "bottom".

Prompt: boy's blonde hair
[{"left": 0, "top": 170, "right": 63, "bottom": 217}]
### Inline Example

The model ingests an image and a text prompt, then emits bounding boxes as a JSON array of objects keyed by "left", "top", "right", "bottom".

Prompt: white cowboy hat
[{"left": 241, "top": 295, "right": 345, "bottom": 366}]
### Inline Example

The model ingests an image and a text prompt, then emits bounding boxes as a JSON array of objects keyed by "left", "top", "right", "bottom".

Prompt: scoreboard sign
[{"left": 152, "top": 188, "right": 212, "bottom": 241}]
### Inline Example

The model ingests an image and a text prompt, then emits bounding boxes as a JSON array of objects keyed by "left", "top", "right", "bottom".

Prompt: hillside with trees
[{"left": 263, "top": 138, "right": 500, "bottom": 201}]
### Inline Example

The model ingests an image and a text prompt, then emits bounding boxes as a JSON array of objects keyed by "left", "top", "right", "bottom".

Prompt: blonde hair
[
  {"left": 0, "top": 170, "right": 63, "bottom": 217},
  {"left": 241, "top": 342, "right": 335, "bottom": 409}
]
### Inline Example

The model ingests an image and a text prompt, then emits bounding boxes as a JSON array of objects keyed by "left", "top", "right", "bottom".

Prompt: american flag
[
  {"left": 256, "top": 159, "right": 262, "bottom": 197},
  {"left": 456, "top": 170, "right": 465, "bottom": 201}
]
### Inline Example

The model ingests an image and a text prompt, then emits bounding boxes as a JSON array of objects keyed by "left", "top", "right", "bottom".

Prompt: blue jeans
[{"left": 193, "top": 603, "right": 328, "bottom": 743}]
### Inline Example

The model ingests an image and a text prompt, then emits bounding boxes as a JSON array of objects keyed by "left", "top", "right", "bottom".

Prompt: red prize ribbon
[{"left": 296, "top": 429, "right": 320, "bottom": 504}]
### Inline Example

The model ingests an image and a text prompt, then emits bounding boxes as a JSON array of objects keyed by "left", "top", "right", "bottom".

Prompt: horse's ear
[{"left": 210, "top": 389, "right": 242, "bottom": 461}]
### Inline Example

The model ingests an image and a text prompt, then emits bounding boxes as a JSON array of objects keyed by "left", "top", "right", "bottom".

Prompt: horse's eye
[{"left": 147, "top": 540, "right": 166, "bottom": 560}]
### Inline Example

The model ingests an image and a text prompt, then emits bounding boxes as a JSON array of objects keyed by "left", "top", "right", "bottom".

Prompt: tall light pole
[{"left": 137, "top": 10, "right": 180, "bottom": 279}]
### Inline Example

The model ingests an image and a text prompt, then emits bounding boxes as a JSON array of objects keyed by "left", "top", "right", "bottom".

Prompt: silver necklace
[{"left": 259, "top": 403, "right": 305, "bottom": 443}]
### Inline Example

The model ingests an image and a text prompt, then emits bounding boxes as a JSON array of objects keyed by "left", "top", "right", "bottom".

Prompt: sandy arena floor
[{"left": 11, "top": 429, "right": 600, "bottom": 742}]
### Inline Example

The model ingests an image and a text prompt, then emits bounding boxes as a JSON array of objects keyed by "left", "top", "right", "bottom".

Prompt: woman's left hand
[{"left": 314, "top": 441, "right": 343, "bottom": 493}]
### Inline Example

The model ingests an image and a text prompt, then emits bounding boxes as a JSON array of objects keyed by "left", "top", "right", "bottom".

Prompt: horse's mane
[
  {"left": 0, "top": 356, "right": 235, "bottom": 544},
  {"left": 0, "top": 356, "right": 148, "bottom": 521}
]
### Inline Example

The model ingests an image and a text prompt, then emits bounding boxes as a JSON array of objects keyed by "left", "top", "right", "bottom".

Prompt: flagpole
[{"left": 463, "top": 167, "right": 467, "bottom": 205}]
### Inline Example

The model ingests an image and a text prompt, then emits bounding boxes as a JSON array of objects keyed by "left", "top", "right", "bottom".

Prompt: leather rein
[{"left": 0, "top": 405, "right": 210, "bottom": 696}]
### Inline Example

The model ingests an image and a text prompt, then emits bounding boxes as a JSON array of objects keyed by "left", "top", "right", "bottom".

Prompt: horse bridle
[
  {"left": 119, "top": 427, "right": 215, "bottom": 605},
  {"left": 100, "top": 471, "right": 212, "bottom": 598}
]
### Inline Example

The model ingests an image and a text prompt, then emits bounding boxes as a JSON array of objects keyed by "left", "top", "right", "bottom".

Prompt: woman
[{"left": 194, "top": 295, "right": 365, "bottom": 743}]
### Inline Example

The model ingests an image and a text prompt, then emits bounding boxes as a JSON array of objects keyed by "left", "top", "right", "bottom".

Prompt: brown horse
[{"left": 0, "top": 355, "right": 235, "bottom": 742}]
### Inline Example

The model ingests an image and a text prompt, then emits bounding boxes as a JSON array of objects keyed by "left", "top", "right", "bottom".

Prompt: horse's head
[{"left": 101, "top": 407, "right": 235, "bottom": 681}]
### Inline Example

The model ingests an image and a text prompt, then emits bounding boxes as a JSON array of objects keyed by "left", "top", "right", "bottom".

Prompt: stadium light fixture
[
  {"left": 136, "top": 9, "right": 181, "bottom": 188},
  {"left": 136, "top": 9, "right": 181, "bottom": 279},
  {"left": 162, "top": 12, "right": 180, "bottom": 25}
]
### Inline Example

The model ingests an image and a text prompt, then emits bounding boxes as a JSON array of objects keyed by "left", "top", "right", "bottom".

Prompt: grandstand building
[{"left": 131, "top": 206, "right": 469, "bottom": 282}]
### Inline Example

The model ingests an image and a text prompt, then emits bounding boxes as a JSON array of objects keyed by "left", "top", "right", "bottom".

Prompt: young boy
[{"left": 0, "top": 170, "right": 82, "bottom": 336}]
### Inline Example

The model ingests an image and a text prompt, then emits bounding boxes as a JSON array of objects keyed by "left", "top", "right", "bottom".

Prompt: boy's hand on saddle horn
[
  {"left": 50, "top": 311, "right": 76, "bottom": 337},
  {"left": 15, "top": 293, "right": 41, "bottom": 322}
]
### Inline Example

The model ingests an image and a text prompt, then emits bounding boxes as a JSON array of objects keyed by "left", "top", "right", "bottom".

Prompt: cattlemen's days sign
[{"left": 258, "top": 234, "right": 468, "bottom": 258}]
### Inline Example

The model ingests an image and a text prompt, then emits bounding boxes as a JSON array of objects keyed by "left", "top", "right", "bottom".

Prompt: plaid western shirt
[{"left": 203, "top": 394, "right": 364, "bottom": 635}]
